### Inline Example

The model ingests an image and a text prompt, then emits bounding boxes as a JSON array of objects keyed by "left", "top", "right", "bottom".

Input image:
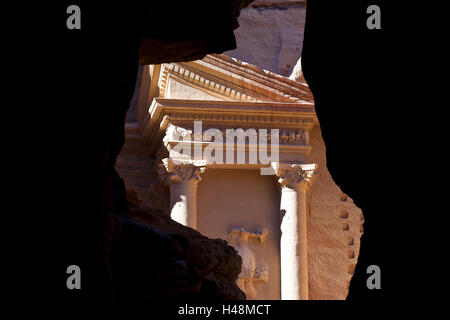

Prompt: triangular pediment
[
  {"left": 136, "top": 54, "right": 317, "bottom": 157},
  {"left": 165, "top": 76, "right": 225, "bottom": 101},
  {"left": 154, "top": 54, "right": 314, "bottom": 104}
]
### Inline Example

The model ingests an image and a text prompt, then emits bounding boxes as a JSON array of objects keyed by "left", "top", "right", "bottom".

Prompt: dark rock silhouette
[
  {"left": 33, "top": 1, "right": 255, "bottom": 305},
  {"left": 111, "top": 186, "right": 244, "bottom": 302}
]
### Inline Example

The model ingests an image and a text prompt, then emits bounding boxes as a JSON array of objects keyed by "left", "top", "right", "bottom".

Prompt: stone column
[
  {"left": 160, "top": 158, "right": 206, "bottom": 229},
  {"left": 273, "top": 163, "right": 316, "bottom": 300}
]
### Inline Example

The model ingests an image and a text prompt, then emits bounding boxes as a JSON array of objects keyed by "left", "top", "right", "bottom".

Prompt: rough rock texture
[
  {"left": 306, "top": 126, "right": 364, "bottom": 299},
  {"left": 111, "top": 190, "right": 244, "bottom": 302},
  {"left": 226, "top": 0, "right": 307, "bottom": 77}
]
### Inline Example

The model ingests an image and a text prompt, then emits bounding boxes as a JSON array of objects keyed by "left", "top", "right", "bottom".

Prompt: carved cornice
[
  {"left": 158, "top": 67, "right": 170, "bottom": 100},
  {"left": 201, "top": 54, "right": 313, "bottom": 102},
  {"left": 149, "top": 98, "right": 316, "bottom": 127},
  {"left": 158, "top": 53, "right": 314, "bottom": 104},
  {"left": 272, "top": 163, "right": 317, "bottom": 189},
  {"left": 160, "top": 109, "right": 315, "bottom": 128},
  {"left": 142, "top": 98, "right": 316, "bottom": 156},
  {"left": 161, "top": 63, "right": 260, "bottom": 102}
]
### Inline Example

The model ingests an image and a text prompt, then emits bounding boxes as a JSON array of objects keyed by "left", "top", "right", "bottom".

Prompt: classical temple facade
[{"left": 116, "top": 54, "right": 364, "bottom": 300}]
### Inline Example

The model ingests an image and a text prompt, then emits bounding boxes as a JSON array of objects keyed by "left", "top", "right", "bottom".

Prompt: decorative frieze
[
  {"left": 279, "top": 129, "right": 309, "bottom": 145},
  {"left": 163, "top": 123, "right": 309, "bottom": 146}
]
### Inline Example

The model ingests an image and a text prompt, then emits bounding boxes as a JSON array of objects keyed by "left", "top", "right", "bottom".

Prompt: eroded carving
[
  {"left": 273, "top": 163, "right": 316, "bottom": 189},
  {"left": 163, "top": 123, "right": 202, "bottom": 145},
  {"left": 158, "top": 158, "right": 206, "bottom": 184},
  {"left": 229, "top": 228, "right": 269, "bottom": 300},
  {"left": 279, "top": 129, "right": 309, "bottom": 145}
]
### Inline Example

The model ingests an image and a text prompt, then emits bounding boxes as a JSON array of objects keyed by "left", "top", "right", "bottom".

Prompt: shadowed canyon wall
[
  {"left": 36, "top": 1, "right": 259, "bottom": 305},
  {"left": 27, "top": 0, "right": 395, "bottom": 306}
]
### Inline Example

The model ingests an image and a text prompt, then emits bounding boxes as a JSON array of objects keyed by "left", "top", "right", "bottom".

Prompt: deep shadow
[
  {"left": 302, "top": 0, "right": 406, "bottom": 303},
  {"left": 25, "top": 1, "right": 252, "bottom": 307}
]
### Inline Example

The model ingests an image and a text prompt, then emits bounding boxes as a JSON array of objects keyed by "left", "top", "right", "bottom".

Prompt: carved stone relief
[
  {"left": 228, "top": 228, "right": 269, "bottom": 300},
  {"left": 163, "top": 123, "right": 203, "bottom": 145},
  {"left": 158, "top": 159, "right": 206, "bottom": 184},
  {"left": 163, "top": 123, "right": 309, "bottom": 145},
  {"left": 274, "top": 163, "right": 316, "bottom": 189}
]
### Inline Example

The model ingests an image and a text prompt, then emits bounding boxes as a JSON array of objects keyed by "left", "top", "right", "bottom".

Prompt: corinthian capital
[
  {"left": 272, "top": 163, "right": 317, "bottom": 189},
  {"left": 159, "top": 158, "right": 207, "bottom": 184}
]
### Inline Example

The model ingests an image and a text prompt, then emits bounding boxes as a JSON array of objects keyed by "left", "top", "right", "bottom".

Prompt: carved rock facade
[{"left": 117, "top": 52, "right": 363, "bottom": 300}]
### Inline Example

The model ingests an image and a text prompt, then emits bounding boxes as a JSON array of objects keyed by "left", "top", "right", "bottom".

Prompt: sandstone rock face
[
  {"left": 306, "top": 127, "right": 364, "bottom": 299},
  {"left": 226, "top": 1, "right": 307, "bottom": 77}
]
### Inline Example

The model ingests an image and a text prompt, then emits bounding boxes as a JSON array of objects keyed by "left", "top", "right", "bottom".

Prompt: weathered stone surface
[
  {"left": 110, "top": 190, "right": 245, "bottom": 301},
  {"left": 226, "top": 1, "right": 306, "bottom": 77},
  {"left": 306, "top": 126, "right": 363, "bottom": 299}
]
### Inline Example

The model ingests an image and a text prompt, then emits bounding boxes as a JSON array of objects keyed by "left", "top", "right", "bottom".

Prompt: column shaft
[
  {"left": 169, "top": 181, "right": 198, "bottom": 229},
  {"left": 280, "top": 185, "right": 308, "bottom": 300}
]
